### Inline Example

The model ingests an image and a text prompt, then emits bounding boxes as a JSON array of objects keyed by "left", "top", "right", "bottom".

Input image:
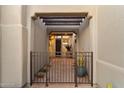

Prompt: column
[{"left": 0, "top": 5, "right": 27, "bottom": 88}]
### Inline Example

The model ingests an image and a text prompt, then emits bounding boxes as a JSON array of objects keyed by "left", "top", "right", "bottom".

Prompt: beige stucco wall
[
  {"left": 0, "top": 6, "right": 1, "bottom": 87},
  {"left": 97, "top": 6, "right": 124, "bottom": 87},
  {"left": 79, "top": 21, "right": 92, "bottom": 52},
  {"left": 0, "top": 6, "right": 22, "bottom": 24},
  {"left": 33, "top": 19, "right": 47, "bottom": 52},
  {"left": 0, "top": 5, "right": 28, "bottom": 87}
]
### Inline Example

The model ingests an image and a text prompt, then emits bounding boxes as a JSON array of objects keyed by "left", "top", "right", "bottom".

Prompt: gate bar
[
  {"left": 30, "top": 51, "right": 32, "bottom": 86},
  {"left": 74, "top": 52, "right": 78, "bottom": 87},
  {"left": 91, "top": 52, "right": 93, "bottom": 87}
]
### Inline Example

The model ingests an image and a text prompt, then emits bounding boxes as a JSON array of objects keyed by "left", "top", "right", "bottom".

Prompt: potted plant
[{"left": 77, "top": 55, "right": 87, "bottom": 77}]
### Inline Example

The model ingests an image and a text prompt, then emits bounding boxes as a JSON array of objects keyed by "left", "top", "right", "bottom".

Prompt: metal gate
[{"left": 30, "top": 52, "right": 93, "bottom": 87}]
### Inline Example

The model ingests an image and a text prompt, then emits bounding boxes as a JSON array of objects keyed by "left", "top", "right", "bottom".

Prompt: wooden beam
[
  {"left": 35, "top": 12, "right": 88, "bottom": 17},
  {"left": 43, "top": 19, "right": 83, "bottom": 23},
  {"left": 87, "top": 16, "right": 93, "bottom": 20},
  {"left": 31, "top": 16, "right": 37, "bottom": 20},
  {"left": 45, "top": 23, "right": 80, "bottom": 25}
]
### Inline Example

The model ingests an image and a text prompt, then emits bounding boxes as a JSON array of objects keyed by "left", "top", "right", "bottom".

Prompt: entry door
[{"left": 56, "top": 38, "right": 61, "bottom": 55}]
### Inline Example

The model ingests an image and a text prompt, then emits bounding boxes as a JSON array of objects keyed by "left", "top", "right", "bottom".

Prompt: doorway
[
  {"left": 55, "top": 36, "right": 61, "bottom": 55},
  {"left": 30, "top": 12, "right": 93, "bottom": 87},
  {"left": 48, "top": 32, "right": 76, "bottom": 57}
]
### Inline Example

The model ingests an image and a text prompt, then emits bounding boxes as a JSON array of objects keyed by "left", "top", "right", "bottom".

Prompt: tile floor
[{"left": 31, "top": 83, "right": 97, "bottom": 88}]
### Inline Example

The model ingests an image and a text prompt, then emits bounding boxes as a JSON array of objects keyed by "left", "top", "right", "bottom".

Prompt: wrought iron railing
[{"left": 30, "top": 51, "right": 93, "bottom": 87}]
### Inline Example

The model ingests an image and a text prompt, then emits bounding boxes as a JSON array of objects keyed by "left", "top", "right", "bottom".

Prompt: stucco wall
[
  {"left": 33, "top": 19, "right": 47, "bottom": 52},
  {"left": 0, "top": 6, "right": 1, "bottom": 87},
  {"left": 78, "top": 21, "right": 92, "bottom": 52},
  {"left": 0, "top": 5, "right": 28, "bottom": 87},
  {"left": 97, "top": 6, "right": 124, "bottom": 87}
]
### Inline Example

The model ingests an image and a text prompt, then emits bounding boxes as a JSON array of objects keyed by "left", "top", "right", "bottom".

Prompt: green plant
[
  {"left": 77, "top": 55, "right": 87, "bottom": 77},
  {"left": 77, "top": 55, "right": 84, "bottom": 67}
]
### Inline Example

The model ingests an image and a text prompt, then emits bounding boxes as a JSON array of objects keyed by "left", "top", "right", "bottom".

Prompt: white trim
[
  {"left": 0, "top": 83, "right": 22, "bottom": 88},
  {"left": 0, "top": 24, "right": 28, "bottom": 30},
  {"left": 97, "top": 59, "right": 124, "bottom": 73}
]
